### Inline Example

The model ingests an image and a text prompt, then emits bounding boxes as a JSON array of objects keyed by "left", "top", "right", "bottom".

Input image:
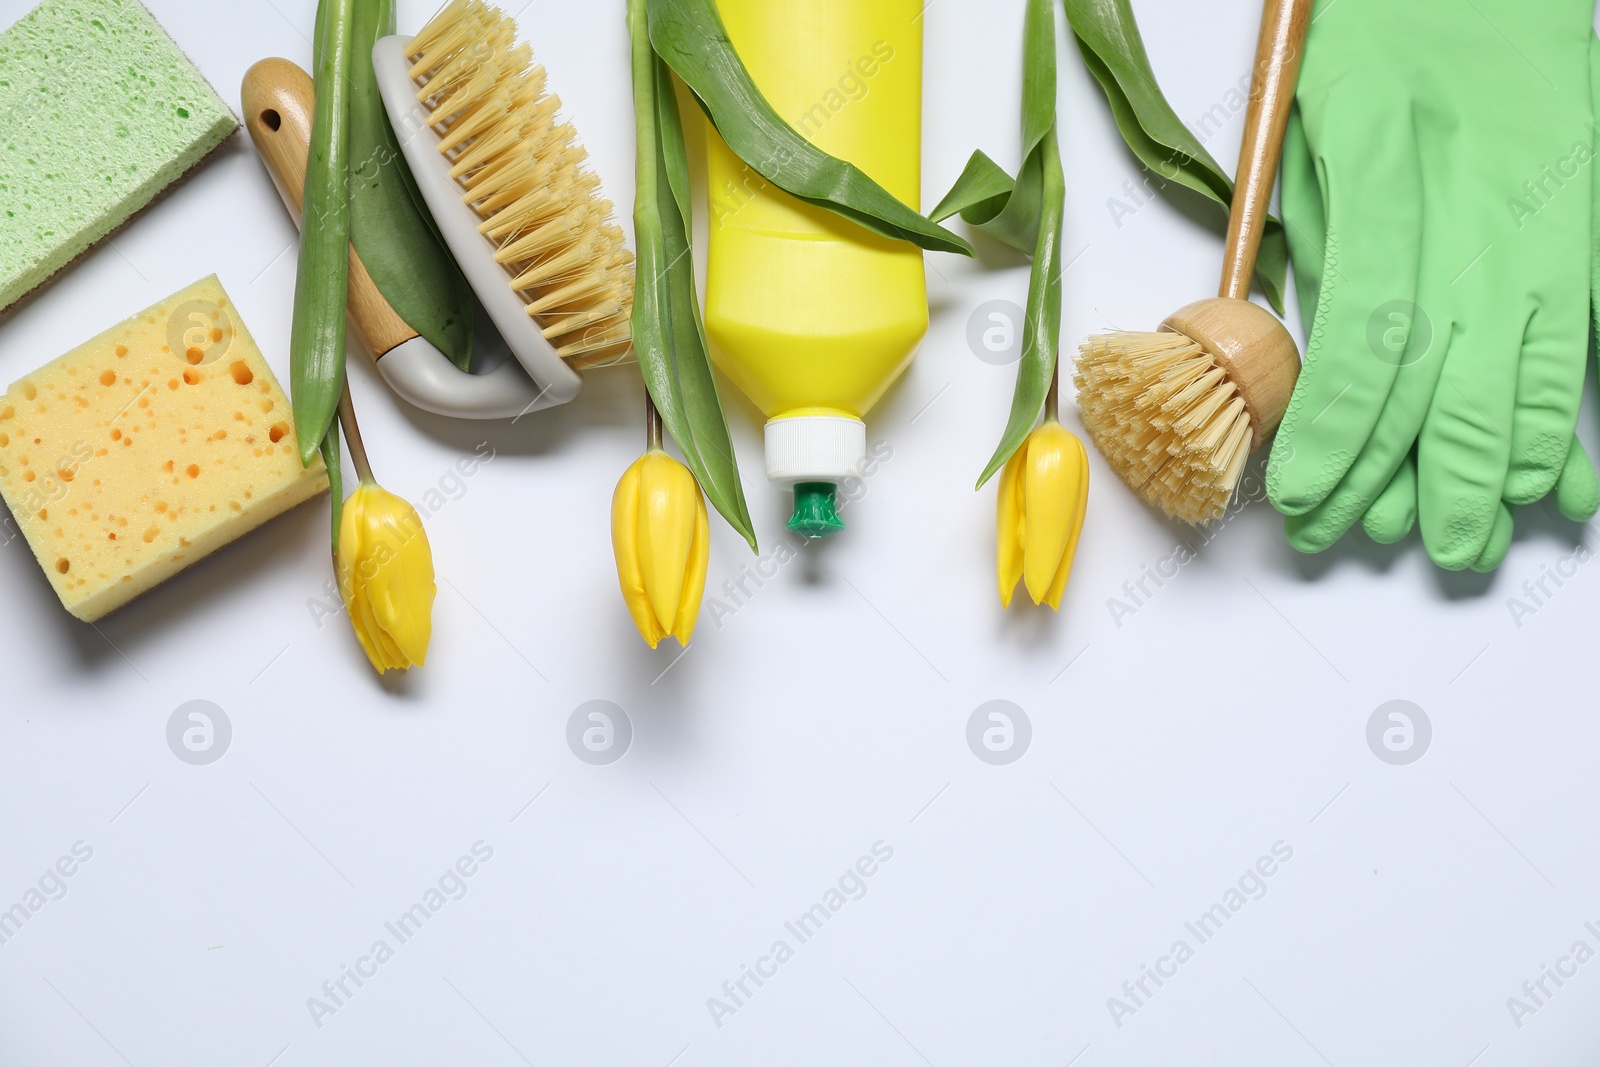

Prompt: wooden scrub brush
[
  {"left": 244, "top": 58, "right": 551, "bottom": 419},
  {"left": 373, "top": 0, "right": 635, "bottom": 413},
  {"left": 1075, "top": 0, "right": 1309, "bottom": 524}
]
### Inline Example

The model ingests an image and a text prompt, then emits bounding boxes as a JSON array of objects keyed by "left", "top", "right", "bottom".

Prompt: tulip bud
[
  {"left": 337, "top": 483, "right": 437, "bottom": 673},
  {"left": 612, "top": 449, "right": 711, "bottom": 648},
  {"left": 998, "top": 419, "right": 1089, "bottom": 610}
]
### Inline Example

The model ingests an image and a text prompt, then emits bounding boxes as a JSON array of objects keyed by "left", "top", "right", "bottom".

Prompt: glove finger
[
  {"left": 1269, "top": 100, "right": 1425, "bottom": 517},
  {"left": 1554, "top": 435, "right": 1600, "bottom": 521},
  {"left": 1504, "top": 199, "right": 1590, "bottom": 503},
  {"left": 1418, "top": 308, "right": 1522, "bottom": 570},
  {"left": 1278, "top": 317, "right": 1446, "bottom": 552},
  {"left": 1591, "top": 33, "right": 1600, "bottom": 399},
  {"left": 1281, "top": 451, "right": 1416, "bottom": 551},
  {"left": 1282, "top": 104, "right": 1325, "bottom": 339},
  {"left": 1502, "top": 36, "right": 1600, "bottom": 504},
  {"left": 1363, "top": 451, "right": 1418, "bottom": 545},
  {"left": 1471, "top": 503, "right": 1516, "bottom": 574},
  {"left": 1281, "top": 509, "right": 1333, "bottom": 554},
  {"left": 1282, "top": 208, "right": 1453, "bottom": 553}
]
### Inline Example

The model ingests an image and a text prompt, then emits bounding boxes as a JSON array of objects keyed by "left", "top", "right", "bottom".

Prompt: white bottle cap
[{"left": 765, "top": 415, "right": 867, "bottom": 484}]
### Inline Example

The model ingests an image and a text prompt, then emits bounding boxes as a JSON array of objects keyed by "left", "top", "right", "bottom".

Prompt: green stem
[
  {"left": 1046, "top": 357, "right": 1060, "bottom": 423},
  {"left": 338, "top": 382, "right": 376, "bottom": 484},
  {"left": 646, "top": 391, "right": 663, "bottom": 452},
  {"left": 321, "top": 423, "right": 344, "bottom": 552}
]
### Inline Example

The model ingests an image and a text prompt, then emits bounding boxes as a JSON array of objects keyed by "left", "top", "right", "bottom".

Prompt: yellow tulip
[
  {"left": 998, "top": 419, "right": 1090, "bottom": 610},
  {"left": 612, "top": 449, "right": 710, "bottom": 648},
  {"left": 337, "top": 483, "right": 437, "bottom": 673}
]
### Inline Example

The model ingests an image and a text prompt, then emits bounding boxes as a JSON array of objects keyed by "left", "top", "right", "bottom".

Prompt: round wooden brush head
[
  {"left": 1074, "top": 300, "right": 1298, "bottom": 525},
  {"left": 1162, "top": 297, "right": 1299, "bottom": 448}
]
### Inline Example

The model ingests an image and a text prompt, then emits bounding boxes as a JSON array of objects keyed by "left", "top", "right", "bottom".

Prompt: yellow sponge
[{"left": 0, "top": 276, "right": 328, "bottom": 621}]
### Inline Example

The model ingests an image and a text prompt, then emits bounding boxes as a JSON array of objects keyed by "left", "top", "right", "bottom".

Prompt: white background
[{"left": 1, "top": 0, "right": 1598, "bottom": 1064}]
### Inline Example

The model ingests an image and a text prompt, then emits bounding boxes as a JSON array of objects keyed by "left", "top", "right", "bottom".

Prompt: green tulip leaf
[
  {"left": 291, "top": 0, "right": 357, "bottom": 465},
  {"left": 348, "top": 0, "right": 475, "bottom": 370},
  {"left": 935, "top": 0, "right": 1065, "bottom": 487},
  {"left": 645, "top": 0, "right": 973, "bottom": 257},
  {"left": 629, "top": 0, "right": 757, "bottom": 552}
]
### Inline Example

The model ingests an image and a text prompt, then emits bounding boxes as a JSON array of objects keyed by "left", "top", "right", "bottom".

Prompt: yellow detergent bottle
[{"left": 705, "top": 0, "right": 928, "bottom": 538}]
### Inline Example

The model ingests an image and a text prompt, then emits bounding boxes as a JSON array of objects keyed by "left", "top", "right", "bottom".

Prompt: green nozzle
[{"left": 787, "top": 482, "right": 844, "bottom": 540}]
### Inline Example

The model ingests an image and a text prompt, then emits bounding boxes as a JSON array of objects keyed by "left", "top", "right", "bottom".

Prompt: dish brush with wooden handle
[{"left": 1075, "top": 0, "right": 1309, "bottom": 525}]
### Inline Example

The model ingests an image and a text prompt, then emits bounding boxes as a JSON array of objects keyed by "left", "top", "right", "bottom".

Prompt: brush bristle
[
  {"left": 1074, "top": 331, "right": 1253, "bottom": 524},
  {"left": 406, "top": 0, "right": 634, "bottom": 369}
]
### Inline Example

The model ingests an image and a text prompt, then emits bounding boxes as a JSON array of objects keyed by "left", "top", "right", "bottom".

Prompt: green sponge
[{"left": 0, "top": 0, "right": 237, "bottom": 313}]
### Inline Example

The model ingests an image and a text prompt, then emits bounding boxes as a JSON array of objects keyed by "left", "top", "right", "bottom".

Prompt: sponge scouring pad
[
  {"left": 0, "top": 0, "right": 238, "bottom": 314},
  {"left": 0, "top": 275, "right": 329, "bottom": 621}
]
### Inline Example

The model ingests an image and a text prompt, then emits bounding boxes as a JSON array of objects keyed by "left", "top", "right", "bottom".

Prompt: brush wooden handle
[
  {"left": 1218, "top": 0, "right": 1312, "bottom": 301},
  {"left": 242, "top": 58, "right": 417, "bottom": 358}
]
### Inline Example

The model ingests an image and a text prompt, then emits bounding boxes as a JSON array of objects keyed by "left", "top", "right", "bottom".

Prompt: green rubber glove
[
  {"left": 1285, "top": 117, "right": 1598, "bottom": 571},
  {"left": 1268, "top": 0, "right": 1600, "bottom": 569}
]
